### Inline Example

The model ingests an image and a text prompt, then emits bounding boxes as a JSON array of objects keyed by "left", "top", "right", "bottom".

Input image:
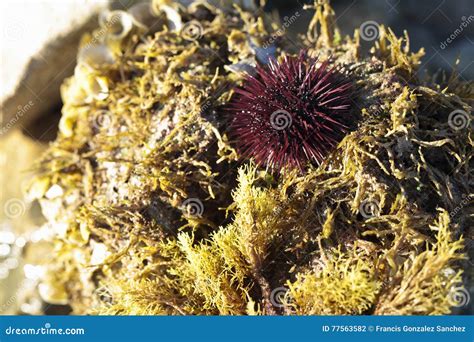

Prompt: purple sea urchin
[{"left": 228, "top": 51, "right": 354, "bottom": 170}]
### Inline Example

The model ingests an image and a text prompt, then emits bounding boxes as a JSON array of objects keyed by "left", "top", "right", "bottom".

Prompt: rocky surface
[
  {"left": 0, "top": 0, "right": 115, "bottom": 137},
  {"left": 270, "top": 0, "right": 474, "bottom": 79}
]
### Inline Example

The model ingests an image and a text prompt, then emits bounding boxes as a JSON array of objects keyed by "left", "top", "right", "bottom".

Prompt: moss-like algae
[{"left": 29, "top": 0, "right": 472, "bottom": 315}]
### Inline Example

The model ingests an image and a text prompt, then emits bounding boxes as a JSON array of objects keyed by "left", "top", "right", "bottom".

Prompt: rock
[
  {"left": 0, "top": 0, "right": 114, "bottom": 138},
  {"left": 274, "top": 0, "right": 473, "bottom": 79}
]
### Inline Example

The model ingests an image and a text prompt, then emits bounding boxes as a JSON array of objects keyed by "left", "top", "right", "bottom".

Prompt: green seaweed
[{"left": 28, "top": 0, "right": 472, "bottom": 315}]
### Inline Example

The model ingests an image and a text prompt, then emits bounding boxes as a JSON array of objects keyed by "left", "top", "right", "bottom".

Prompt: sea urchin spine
[{"left": 228, "top": 51, "right": 354, "bottom": 171}]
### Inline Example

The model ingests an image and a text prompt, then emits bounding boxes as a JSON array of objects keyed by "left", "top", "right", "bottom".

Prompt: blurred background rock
[
  {"left": 269, "top": 0, "right": 473, "bottom": 80},
  {"left": 0, "top": 0, "right": 472, "bottom": 315}
]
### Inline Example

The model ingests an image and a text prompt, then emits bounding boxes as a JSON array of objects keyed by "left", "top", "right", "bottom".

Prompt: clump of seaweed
[{"left": 27, "top": 0, "right": 472, "bottom": 316}]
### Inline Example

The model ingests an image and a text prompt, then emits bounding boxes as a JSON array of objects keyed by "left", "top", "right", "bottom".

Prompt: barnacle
[{"left": 27, "top": 0, "right": 472, "bottom": 316}]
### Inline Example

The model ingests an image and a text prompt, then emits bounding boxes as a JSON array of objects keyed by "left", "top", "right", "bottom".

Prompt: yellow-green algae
[{"left": 28, "top": 0, "right": 473, "bottom": 315}]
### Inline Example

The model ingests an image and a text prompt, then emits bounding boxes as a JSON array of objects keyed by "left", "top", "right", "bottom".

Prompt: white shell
[
  {"left": 161, "top": 5, "right": 183, "bottom": 31},
  {"left": 99, "top": 10, "right": 134, "bottom": 40},
  {"left": 77, "top": 44, "right": 114, "bottom": 69},
  {"left": 224, "top": 58, "right": 257, "bottom": 75},
  {"left": 87, "top": 76, "right": 109, "bottom": 101},
  {"left": 45, "top": 184, "right": 64, "bottom": 199},
  {"left": 128, "top": 2, "right": 158, "bottom": 29},
  {"left": 249, "top": 38, "right": 276, "bottom": 64}
]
